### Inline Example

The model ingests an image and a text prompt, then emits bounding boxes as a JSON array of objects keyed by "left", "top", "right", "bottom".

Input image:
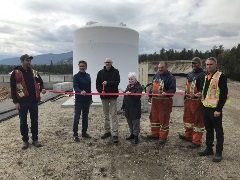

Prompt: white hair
[{"left": 128, "top": 72, "right": 137, "bottom": 80}]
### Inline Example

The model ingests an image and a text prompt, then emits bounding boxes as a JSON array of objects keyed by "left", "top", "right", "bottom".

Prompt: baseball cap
[
  {"left": 20, "top": 54, "right": 33, "bottom": 61},
  {"left": 191, "top": 57, "right": 201, "bottom": 63}
]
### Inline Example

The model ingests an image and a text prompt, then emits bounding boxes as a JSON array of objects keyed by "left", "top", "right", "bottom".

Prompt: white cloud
[{"left": 0, "top": 0, "right": 239, "bottom": 57}]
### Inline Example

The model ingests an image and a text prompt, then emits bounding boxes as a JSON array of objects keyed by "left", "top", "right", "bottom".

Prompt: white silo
[{"left": 73, "top": 22, "right": 139, "bottom": 103}]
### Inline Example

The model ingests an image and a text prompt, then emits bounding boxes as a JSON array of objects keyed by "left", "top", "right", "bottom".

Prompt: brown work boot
[
  {"left": 32, "top": 141, "right": 42, "bottom": 148},
  {"left": 22, "top": 141, "right": 29, "bottom": 149}
]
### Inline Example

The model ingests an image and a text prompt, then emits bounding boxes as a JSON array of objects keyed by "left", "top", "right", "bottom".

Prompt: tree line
[
  {"left": 139, "top": 44, "right": 240, "bottom": 81},
  {"left": 1, "top": 43, "right": 239, "bottom": 81},
  {"left": 0, "top": 64, "right": 72, "bottom": 75}
]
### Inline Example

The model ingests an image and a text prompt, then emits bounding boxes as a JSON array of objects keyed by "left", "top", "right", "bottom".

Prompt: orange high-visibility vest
[
  {"left": 15, "top": 69, "right": 41, "bottom": 102},
  {"left": 152, "top": 80, "right": 165, "bottom": 99},
  {"left": 202, "top": 71, "right": 230, "bottom": 107}
]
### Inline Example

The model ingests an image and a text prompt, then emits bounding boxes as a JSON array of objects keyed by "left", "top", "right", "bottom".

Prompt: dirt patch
[
  {"left": 0, "top": 87, "right": 11, "bottom": 102},
  {"left": 0, "top": 77, "right": 240, "bottom": 180}
]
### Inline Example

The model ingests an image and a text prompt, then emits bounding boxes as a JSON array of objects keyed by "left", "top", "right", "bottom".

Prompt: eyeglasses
[{"left": 104, "top": 62, "right": 112, "bottom": 64}]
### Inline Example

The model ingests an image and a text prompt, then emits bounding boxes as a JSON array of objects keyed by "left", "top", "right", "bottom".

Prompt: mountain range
[{"left": 0, "top": 51, "right": 73, "bottom": 65}]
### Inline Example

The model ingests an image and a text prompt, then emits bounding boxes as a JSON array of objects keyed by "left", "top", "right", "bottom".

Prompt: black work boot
[
  {"left": 134, "top": 136, "right": 139, "bottom": 144},
  {"left": 146, "top": 135, "right": 159, "bottom": 140},
  {"left": 82, "top": 133, "right": 92, "bottom": 138},
  {"left": 187, "top": 142, "right": 201, "bottom": 149},
  {"left": 112, "top": 136, "right": 119, "bottom": 143},
  {"left": 159, "top": 139, "right": 167, "bottom": 145},
  {"left": 73, "top": 136, "right": 80, "bottom": 142},
  {"left": 199, "top": 147, "right": 214, "bottom": 156},
  {"left": 126, "top": 133, "right": 135, "bottom": 140},
  {"left": 179, "top": 133, "right": 191, "bottom": 142},
  {"left": 101, "top": 132, "right": 111, "bottom": 139},
  {"left": 213, "top": 153, "right": 222, "bottom": 162}
]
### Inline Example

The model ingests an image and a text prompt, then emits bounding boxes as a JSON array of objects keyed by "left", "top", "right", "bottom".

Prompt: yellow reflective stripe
[
  {"left": 32, "top": 70, "right": 38, "bottom": 77},
  {"left": 184, "top": 123, "right": 194, "bottom": 128},
  {"left": 158, "top": 80, "right": 164, "bottom": 94},
  {"left": 17, "top": 83, "right": 23, "bottom": 90},
  {"left": 18, "top": 90, "right": 24, "bottom": 97},
  {"left": 151, "top": 123, "right": 160, "bottom": 128},
  {"left": 190, "top": 80, "right": 196, "bottom": 94},
  {"left": 160, "top": 125, "right": 169, "bottom": 131},
  {"left": 185, "top": 98, "right": 201, "bottom": 100},
  {"left": 193, "top": 127, "right": 205, "bottom": 133}
]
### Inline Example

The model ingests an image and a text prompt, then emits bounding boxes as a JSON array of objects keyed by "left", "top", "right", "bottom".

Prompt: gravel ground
[{"left": 0, "top": 77, "right": 240, "bottom": 180}]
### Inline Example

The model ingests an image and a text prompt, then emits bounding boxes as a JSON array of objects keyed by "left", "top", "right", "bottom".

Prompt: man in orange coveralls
[
  {"left": 179, "top": 57, "right": 206, "bottom": 148},
  {"left": 147, "top": 61, "right": 176, "bottom": 145}
]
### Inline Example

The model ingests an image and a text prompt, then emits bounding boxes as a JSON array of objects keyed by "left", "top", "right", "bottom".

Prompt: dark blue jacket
[
  {"left": 187, "top": 67, "right": 206, "bottom": 92},
  {"left": 73, "top": 71, "right": 92, "bottom": 102},
  {"left": 150, "top": 71, "right": 176, "bottom": 97}
]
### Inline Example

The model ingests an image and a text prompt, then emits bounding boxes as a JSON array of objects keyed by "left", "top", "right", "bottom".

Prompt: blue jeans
[
  {"left": 73, "top": 101, "right": 91, "bottom": 137},
  {"left": 18, "top": 100, "right": 38, "bottom": 142}
]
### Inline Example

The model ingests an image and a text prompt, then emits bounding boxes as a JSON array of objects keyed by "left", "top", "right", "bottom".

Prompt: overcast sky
[{"left": 0, "top": 0, "right": 239, "bottom": 59}]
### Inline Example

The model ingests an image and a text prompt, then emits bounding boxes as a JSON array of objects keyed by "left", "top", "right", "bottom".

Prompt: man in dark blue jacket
[
  {"left": 147, "top": 61, "right": 176, "bottom": 145},
  {"left": 73, "top": 60, "right": 92, "bottom": 142}
]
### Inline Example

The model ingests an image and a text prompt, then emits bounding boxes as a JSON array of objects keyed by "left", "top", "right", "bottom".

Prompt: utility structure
[{"left": 73, "top": 22, "right": 139, "bottom": 102}]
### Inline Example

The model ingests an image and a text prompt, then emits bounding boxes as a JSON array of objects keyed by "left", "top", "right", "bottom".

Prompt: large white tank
[{"left": 73, "top": 22, "right": 139, "bottom": 103}]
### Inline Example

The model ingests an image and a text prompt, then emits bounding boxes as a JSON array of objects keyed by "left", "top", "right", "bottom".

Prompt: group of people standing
[{"left": 10, "top": 55, "right": 229, "bottom": 163}]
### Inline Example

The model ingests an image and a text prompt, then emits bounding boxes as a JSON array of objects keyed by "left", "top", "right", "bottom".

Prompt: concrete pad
[
  {"left": 61, "top": 96, "right": 102, "bottom": 108},
  {"left": 50, "top": 75, "right": 65, "bottom": 82},
  {"left": 53, "top": 82, "right": 73, "bottom": 91}
]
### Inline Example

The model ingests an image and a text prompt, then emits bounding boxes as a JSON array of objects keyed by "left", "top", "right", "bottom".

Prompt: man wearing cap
[
  {"left": 10, "top": 54, "right": 46, "bottom": 149},
  {"left": 179, "top": 57, "right": 206, "bottom": 149}
]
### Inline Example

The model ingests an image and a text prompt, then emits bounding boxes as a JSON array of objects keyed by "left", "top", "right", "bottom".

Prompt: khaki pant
[{"left": 102, "top": 99, "right": 118, "bottom": 136}]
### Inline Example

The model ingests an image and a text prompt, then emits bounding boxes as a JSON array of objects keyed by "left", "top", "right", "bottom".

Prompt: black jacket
[
  {"left": 122, "top": 82, "right": 143, "bottom": 120},
  {"left": 96, "top": 66, "right": 120, "bottom": 99},
  {"left": 10, "top": 66, "right": 44, "bottom": 103},
  {"left": 203, "top": 70, "right": 228, "bottom": 112}
]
